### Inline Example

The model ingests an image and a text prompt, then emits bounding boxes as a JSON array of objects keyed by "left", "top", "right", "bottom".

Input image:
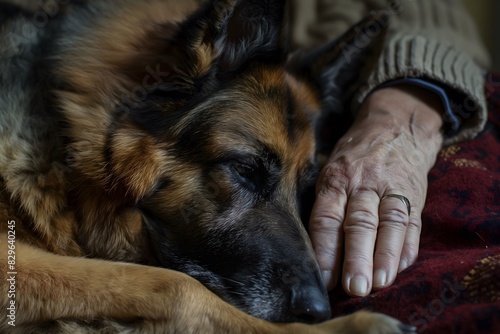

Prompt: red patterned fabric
[{"left": 330, "top": 73, "right": 500, "bottom": 333}]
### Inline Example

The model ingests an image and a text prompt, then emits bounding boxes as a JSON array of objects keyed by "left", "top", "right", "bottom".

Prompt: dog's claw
[
  {"left": 311, "top": 311, "right": 417, "bottom": 334},
  {"left": 399, "top": 323, "right": 417, "bottom": 333}
]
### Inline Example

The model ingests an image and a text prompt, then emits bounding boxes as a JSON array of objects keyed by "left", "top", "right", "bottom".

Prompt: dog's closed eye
[
  {"left": 232, "top": 162, "right": 256, "bottom": 179},
  {"left": 230, "top": 161, "right": 265, "bottom": 192}
]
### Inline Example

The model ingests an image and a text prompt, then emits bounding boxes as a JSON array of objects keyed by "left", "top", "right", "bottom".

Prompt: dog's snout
[{"left": 289, "top": 284, "right": 331, "bottom": 323}]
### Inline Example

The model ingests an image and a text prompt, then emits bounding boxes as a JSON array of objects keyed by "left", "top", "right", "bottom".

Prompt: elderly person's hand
[{"left": 309, "top": 85, "right": 444, "bottom": 296}]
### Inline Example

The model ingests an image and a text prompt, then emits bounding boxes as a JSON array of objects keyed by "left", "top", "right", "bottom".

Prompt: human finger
[
  {"left": 341, "top": 189, "right": 380, "bottom": 297},
  {"left": 309, "top": 166, "right": 348, "bottom": 290},
  {"left": 398, "top": 208, "right": 422, "bottom": 273},
  {"left": 372, "top": 194, "right": 410, "bottom": 290}
]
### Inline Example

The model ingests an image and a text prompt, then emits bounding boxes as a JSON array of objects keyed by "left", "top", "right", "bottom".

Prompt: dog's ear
[
  {"left": 287, "top": 12, "right": 389, "bottom": 113},
  {"left": 143, "top": 0, "right": 288, "bottom": 94},
  {"left": 144, "top": 0, "right": 237, "bottom": 94},
  {"left": 218, "top": 0, "right": 288, "bottom": 74}
]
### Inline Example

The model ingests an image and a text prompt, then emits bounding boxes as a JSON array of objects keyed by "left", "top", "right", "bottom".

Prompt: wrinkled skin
[{"left": 310, "top": 85, "right": 444, "bottom": 296}]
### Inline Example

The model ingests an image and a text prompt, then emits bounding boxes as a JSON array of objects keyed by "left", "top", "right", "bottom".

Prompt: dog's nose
[{"left": 289, "top": 284, "right": 331, "bottom": 323}]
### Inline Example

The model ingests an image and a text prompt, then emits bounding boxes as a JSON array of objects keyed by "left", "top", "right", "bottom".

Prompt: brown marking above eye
[{"left": 195, "top": 66, "right": 318, "bottom": 196}]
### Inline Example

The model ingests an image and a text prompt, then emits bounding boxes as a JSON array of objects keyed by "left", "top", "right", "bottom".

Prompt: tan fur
[
  {"left": 1, "top": 238, "right": 405, "bottom": 333},
  {"left": 0, "top": 1, "right": 406, "bottom": 332},
  {"left": 110, "top": 125, "right": 170, "bottom": 201}
]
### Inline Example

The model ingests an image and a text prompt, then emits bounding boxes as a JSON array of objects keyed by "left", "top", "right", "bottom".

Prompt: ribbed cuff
[
  {"left": 353, "top": 34, "right": 488, "bottom": 146},
  {"left": 376, "top": 77, "right": 462, "bottom": 136}
]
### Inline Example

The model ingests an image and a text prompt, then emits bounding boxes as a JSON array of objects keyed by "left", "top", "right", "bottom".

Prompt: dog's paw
[{"left": 313, "top": 310, "right": 416, "bottom": 334}]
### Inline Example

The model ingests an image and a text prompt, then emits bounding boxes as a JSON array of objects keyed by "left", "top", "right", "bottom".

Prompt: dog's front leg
[
  {"left": 0, "top": 237, "right": 246, "bottom": 331},
  {"left": 0, "top": 237, "right": 300, "bottom": 333},
  {"left": 0, "top": 237, "right": 411, "bottom": 333}
]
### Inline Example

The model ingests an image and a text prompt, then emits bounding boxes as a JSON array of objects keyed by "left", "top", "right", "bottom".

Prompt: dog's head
[{"left": 59, "top": 0, "right": 387, "bottom": 323}]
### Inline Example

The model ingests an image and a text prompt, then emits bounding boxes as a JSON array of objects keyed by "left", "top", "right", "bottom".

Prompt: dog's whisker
[
  {"left": 217, "top": 276, "right": 246, "bottom": 287},
  {"left": 225, "top": 290, "right": 246, "bottom": 296}
]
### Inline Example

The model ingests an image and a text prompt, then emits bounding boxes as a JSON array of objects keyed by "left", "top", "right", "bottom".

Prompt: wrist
[{"left": 357, "top": 85, "right": 444, "bottom": 139}]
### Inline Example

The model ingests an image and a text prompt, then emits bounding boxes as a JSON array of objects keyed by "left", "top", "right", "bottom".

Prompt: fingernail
[
  {"left": 349, "top": 275, "right": 368, "bottom": 296},
  {"left": 399, "top": 259, "right": 409, "bottom": 272},
  {"left": 373, "top": 269, "right": 387, "bottom": 288}
]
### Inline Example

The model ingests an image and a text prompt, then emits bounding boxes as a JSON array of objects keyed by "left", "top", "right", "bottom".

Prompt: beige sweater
[{"left": 288, "top": 0, "right": 491, "bottom": 145}]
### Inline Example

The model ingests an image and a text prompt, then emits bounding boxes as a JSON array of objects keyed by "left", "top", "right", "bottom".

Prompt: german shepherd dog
[{"left": 0, "top": 0, "right": 413, "bottom": 333}]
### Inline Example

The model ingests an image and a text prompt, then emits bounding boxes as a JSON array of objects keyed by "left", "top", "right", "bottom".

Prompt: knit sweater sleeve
[{"left": 288, "top": 0, "right": 491, "bottom": 144}]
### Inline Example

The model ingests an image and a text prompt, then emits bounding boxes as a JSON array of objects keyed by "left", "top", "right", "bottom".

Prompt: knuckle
[
  {"left": 407, "top": 218, "right": 422, "bottom": 232},
  {"left": 405, "top": 245, "right": 419, "bottom": 260},
  {"left": 404, "top": 236, "right": 420, "bottom": 255},
  {"left": 317, "top": 181, "right": 344, "bottom": 198},
  {"left": 309, "top": 216, "right": 343, "bottom": 234},
  {"left": 375, "top": 248, "right": 400, "bottom": 263},
  {"left": 344, "top": 210, "right": 378, "bottom": 232},
  {"left": 344, "top": 255, "right": 372, "bottom": 269},
  {"left": 321, "top": 163, "right": 344, "bottom": 179},
  {"left": 317, "top": 164, "right": 349, "bottom": 195},
  {"left": 380, "top": 207, "right": 409, "bottom": 227}
]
